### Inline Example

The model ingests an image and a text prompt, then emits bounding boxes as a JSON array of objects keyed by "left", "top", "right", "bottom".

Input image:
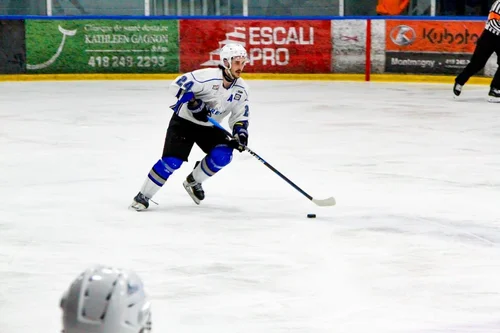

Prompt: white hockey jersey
[{"left": 169, "top": 67, "right": 250, "bottom": 130}]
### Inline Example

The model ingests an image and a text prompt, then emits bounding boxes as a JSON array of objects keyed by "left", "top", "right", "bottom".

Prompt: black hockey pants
[{"left": 456, "top": 29, "right": 500, "bottom": 89}]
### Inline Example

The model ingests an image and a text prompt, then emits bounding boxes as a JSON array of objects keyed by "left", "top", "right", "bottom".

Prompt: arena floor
[{"left": 1, "top": 79, "right": 499, "bottom": 332}]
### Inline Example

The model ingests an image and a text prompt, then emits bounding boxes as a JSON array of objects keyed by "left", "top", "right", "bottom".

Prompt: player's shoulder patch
[{"left": 233, "top": 78, "right": 249, "bottom": 98}]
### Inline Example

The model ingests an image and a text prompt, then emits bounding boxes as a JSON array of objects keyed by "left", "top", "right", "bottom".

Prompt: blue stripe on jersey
[
  {"left": 170, "top": 100, "right": 184, "bottom": 114},
  {"left": 175, "top": 88, "right": 182, "bottom": 98},
  {"left": 189, "top": 72, "right": 223, "bottom": 83}
]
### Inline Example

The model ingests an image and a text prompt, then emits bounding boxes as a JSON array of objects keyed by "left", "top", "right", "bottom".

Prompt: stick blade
[{"left": 312, "top": 197, "right": 336, "bottom": 207}]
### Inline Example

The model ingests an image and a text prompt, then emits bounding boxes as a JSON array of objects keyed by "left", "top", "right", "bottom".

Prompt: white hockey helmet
[
  {"left": 219, "top": 43, "right": 248, "bottom": 69},
  {"left": 60, "top": 266, "right": 152, "bottom": 333}
]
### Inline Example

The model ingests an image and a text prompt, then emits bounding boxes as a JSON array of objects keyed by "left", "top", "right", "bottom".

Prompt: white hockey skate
[
  {"left": 183, "top": 173, "right": 205, "bottom": 205},
  {"left": 488, "top": 88, "right": 500, "bottom": 103},
  {"left": 453, "top": 82, "right": 462, "bottom": 97},
  {"left": 129, "top": 192, "right": 150, "bottom": 211}
]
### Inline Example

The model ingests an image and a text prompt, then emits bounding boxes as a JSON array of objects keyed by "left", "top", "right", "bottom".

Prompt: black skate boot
[
  {"left": 183, "top": 173, "right": 205, "bottom": 205},
  {"left": 488, "top": 88, "right": 500, "bottom": 103},
  {"left": 453, "top": 82, "right": 463, "bottom": 97},
  {"left": 130, "top": 192, "right": 150, "bottom": 211}
]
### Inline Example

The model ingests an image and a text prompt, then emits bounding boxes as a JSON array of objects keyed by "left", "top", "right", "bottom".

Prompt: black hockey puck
[{"left": 307, "top": 214, "right": 316, "bottom": 218}]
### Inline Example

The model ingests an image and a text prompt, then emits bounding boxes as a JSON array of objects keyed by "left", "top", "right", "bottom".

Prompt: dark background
[{"left": 0, "top": 19, "right": 26, "bottom": 74}]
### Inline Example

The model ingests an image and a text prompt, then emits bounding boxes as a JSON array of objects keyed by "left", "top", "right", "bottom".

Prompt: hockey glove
[
  {"left": 228, "top": 121, "right": 248, "bottom": 152},
  {"left": 227, "top": 138, "right": 245, "bottom": 152},
  {"left": 188, "top": 99, "right": 211, "bottom": 122}
]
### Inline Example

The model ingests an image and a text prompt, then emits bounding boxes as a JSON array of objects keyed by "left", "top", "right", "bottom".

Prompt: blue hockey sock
[{"left": 140, "top": 157, "right": 183, "bottom": 198}]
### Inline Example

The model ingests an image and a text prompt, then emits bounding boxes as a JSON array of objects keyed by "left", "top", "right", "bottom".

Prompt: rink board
[
  {"left": 0, "top": 16, "right": 497, "bottom": 79},
  {"left": 0, "top": 73, "right": 493, "bottom": 86}
]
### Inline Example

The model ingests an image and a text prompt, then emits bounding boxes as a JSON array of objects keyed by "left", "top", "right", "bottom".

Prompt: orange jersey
[{"left": 376, "top": 0, "right": 410, "bottom": 15}]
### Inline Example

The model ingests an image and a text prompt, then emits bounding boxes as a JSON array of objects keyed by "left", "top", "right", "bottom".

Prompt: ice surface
[{"left": 0, "top": 80, "right": 499, "bottom": 333}]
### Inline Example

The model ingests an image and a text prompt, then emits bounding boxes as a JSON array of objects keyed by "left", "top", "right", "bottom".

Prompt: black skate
[
  {"left": 488, "top": 88, "right": 500, "bottom": 103},
  {"left": 453, "top": 82, "right": 462, "bottom": 97},
  {"left": 130, "top": 192, "right": 150, "bottom": 211},
  {"left": 183, "top": 173, "right": 205, "bottom": 205}
]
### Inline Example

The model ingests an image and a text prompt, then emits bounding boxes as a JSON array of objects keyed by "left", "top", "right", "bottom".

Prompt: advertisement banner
[
  {"left": 385, "top": 51, "right": 479, "bottom": 75},
  {"left": 0, "top": 20, "right": 26, "bottom": 74},
  {"left": 179, "top": 20, "right": 331, "bottom": 73},
  {"left": 385, "top": 20, "right": 485, "bottom": 74},
  {"left": 386, "top": 20, "right": 483, "bottom": 53},
  {"left": 25, "top": 20, "right": 179, "bottom": 74}
]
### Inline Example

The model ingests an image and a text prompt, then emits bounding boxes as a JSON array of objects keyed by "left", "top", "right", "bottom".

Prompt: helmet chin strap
[{"left": 218, "top": 64, "right": 235, "bottom": 83}]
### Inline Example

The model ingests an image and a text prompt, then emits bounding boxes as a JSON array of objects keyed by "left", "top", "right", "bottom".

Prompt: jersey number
[
  {"left": 175, "top": 76, "right": 194, "bottom": 91},
  {"left": 244, "top": 105, "right": 249, "bottom": 117}
]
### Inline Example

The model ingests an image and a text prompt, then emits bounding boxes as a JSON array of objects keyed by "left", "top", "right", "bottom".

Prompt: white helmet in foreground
[
  {"left": 219, "top": 43, "right": 248, "bottom": 69},
  {"left": 60, "top": 266, "right": 152, "bottom": 333}
]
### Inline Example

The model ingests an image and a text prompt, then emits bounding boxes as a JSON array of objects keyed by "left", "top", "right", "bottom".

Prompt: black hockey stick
[{"left": 208, "top": 117, "right": 336, "bottom": 207}]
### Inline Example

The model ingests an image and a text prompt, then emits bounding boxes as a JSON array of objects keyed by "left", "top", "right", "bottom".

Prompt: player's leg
[
  {"left": 454, "top": 30, "right": 496, "bottom": 95},
  {"left": 488, "top": 46, "right": 500, "bottom": 102},
  {"left": 130, "top": 115, "right": 195, "bottom": 211},
  {"left": 183, "top": 128, "right": 233, "bottom": 204}
]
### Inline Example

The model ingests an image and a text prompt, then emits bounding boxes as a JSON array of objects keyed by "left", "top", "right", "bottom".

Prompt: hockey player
[
  {"left": 60, "top": 265, "right": 152, "bottom": 333},
  {"left": 453, "top": 0, "right": 500, "bottom": 102},
  {"left": 130, "top": 43, "right": 250, "bottom": 210}
]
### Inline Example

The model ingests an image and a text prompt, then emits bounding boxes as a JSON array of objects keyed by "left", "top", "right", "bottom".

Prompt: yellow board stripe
[{"left": 0, "top": 73, "right": 492, "bottom": 85}]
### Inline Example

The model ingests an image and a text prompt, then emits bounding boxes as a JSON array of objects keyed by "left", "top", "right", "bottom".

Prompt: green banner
[{"left": 26, "top": 20, "right": 179, "bottom": 74}]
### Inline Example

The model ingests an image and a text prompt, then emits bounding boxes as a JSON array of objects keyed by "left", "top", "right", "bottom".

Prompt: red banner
[{"left": 179, "top": 20, "right": 331, "bottom": 73}]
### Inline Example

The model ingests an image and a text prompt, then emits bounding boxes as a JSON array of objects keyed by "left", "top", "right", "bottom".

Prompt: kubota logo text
[{"left": 422, "top": 28, "right": 478, "bottom": 45}]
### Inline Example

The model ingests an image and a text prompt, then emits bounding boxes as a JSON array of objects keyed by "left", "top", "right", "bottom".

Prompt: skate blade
[
  {"left": 183, "top": 181, "right": 201, "bottom": 205},
  {"left": 488, "top": 96, "right": 500, "bottom": 103},
  {"left": 129, "top": 201, "right": 147, "bottom": 211}
]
